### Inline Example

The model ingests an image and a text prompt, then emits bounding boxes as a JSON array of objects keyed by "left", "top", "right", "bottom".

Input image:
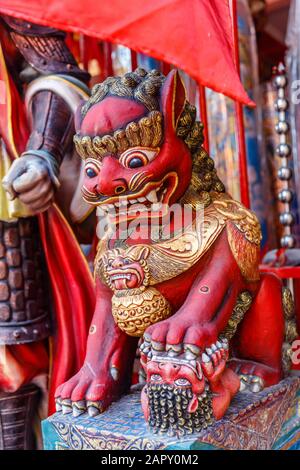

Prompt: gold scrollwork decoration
[
  {"left": 112, "top": 287, "right": 172, "bottom": 337},
  {"left": 74, "top": 111, "right": 163, "bottom": 160}
]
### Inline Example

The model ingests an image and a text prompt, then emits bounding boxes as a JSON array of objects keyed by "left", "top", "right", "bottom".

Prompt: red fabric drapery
[
  {"left": 0, "top": 33, "right": 95, "bottom": 413},
  {"left": 0, "top": 0, "right": 254, "bottom": 106},
  {"left": 39, "top": 206, "right": 95, "bottom": 414}
]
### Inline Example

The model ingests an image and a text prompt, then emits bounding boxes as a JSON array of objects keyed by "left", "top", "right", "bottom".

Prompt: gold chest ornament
[
  {"left": 111, "top": 286, "right": 172, "bottom": 337},
  {"left": 95, "top": 192, "right": 261, "bottom": 337}
]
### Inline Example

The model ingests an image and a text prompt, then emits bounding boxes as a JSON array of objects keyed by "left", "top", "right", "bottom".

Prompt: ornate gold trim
[
  {"left": 221, "top": 291, "right": 253, "bottom": 341},
  {"left": 95, "top": 198, "right": 225, "bottom": 286},
  {"left": 74, "top": 111, "right": 163, "bottom": 160},
  {"left": 214, "top": 198, "right": 261, "bottom": 245},
  {"left": 282, "top": 287, "right": 298, "bottom": 376}
]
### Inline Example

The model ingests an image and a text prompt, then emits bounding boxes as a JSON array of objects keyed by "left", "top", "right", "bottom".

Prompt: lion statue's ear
[
  {"left": 74, "top": 100, "right": 88, "bottom": 132},
  {"left": 161, "top": 70, "right": 187, "bottom": 132}
]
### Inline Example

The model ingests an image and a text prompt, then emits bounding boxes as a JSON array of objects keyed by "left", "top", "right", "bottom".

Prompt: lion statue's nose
[{"left": 112, "top": 258, "right": 124, "bottom": 268}]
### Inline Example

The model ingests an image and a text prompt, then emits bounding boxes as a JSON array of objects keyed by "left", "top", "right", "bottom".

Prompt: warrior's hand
[{"left": 2, "top": 151, "right": 60, "bottom": 214}]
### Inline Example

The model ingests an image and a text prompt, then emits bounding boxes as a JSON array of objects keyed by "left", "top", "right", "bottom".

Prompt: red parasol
[{"left": 0, "top": 0, "right": 254, "bottom": 106}]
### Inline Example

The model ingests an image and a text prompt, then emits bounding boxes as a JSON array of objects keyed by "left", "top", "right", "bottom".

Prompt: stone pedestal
[{"left": 42, "top": 377, "right": 300, "bottom": 450}]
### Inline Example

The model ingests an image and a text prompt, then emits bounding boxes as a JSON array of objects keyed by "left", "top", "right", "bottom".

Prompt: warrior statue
[
  {"left": 0, "top": 16, "right": 94, "bottom": 449},
  {"left": 55, "top": 68, "right": 297, "bottom": 436}
]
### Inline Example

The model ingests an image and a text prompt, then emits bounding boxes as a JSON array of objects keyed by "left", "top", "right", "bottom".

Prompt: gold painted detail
[
  {"left": 282, "top": 286, "right": 295, "bottom": 321},
  {"left": 100, "top": 245, "right": 172, "bottom": 335},
  {"left": 74, "top": 111, "right": 163, "bottom": 160},
  {"left": 214, "top": 198, "right": 262, "bottom": 245},
  {"left": 282, "top": 287, "right": 298, "bottom": 376},
  {"left": 218, "top": 197, "right": 262, "bottom": 282},
  {"left": 282, "top": 344, "right": 293, "bottom": 377},
  {"left": 190, "top": 147, "right": 225, "bottom": 206},
  {"left": 221, "top": 291, "right": 253, "bottom": 342},
  {"left": 112, "top": 287, "right": 172, "bottom": 337},
  {"left": 176, "top": 102, "right": 205, "bottom": 154}
]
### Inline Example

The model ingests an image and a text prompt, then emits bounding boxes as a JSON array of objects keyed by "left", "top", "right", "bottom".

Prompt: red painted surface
[{"left": 198, "top": 85, "right": 209, "bottom": 153}]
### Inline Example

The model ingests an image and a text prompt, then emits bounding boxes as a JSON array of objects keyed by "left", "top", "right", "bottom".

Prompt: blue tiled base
[{"left": 42, "top": 377, "right": 300, "bottom": 450}]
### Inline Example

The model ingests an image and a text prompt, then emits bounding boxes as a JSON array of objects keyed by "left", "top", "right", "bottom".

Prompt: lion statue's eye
[
  {"left": 150, "top": 374, "right": 162, "bottom": 382},
  {"left": 128, "top": 157, "right": 144, "bottom": 168},
  {"left": 85, "top": 161, "right": 100, "bottom": 178},
  {"left": 86, "top": 167, "right": 97, "bottom": 178},
  {"left": 174, "top": 378, "right": 191, "bottom": 387},
  {"left": 119, "top": 147, "right": 159, "bottom": 168}
]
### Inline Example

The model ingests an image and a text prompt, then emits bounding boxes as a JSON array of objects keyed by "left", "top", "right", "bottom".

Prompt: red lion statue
[{"left": 55, "top": 68, "right": 296, "bottom": 436}]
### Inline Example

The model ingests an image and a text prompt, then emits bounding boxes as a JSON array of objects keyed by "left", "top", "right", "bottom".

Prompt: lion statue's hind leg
[{"left": 229, "top": 273, "right": 291, "bottom": 392}]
